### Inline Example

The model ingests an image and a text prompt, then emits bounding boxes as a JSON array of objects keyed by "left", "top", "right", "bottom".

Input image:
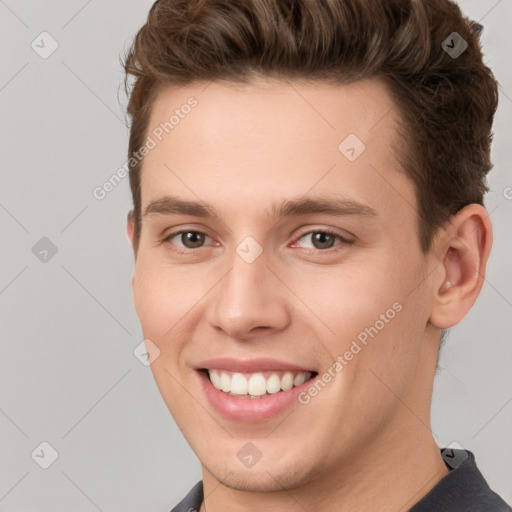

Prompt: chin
[{"left": 204, "top": 456, "right": 315, "bottom": 493}]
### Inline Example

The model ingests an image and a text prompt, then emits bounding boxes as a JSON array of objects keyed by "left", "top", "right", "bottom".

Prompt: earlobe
[{"left": 429, "top": 204, "right": 492, "bottom": 329}]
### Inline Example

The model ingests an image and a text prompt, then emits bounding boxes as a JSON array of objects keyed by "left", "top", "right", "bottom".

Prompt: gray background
[{"left": 0, "top": 0, "right": 510, "bottom": 510}]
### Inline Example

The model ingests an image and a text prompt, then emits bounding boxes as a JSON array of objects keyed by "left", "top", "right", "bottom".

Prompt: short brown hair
[{"left": 123, "top": 0, "right": 498, "bottom": 254}]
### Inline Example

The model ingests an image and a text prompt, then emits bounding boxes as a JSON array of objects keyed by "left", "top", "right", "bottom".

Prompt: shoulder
[
  {"left": 410, "top": 450, "right": 511, "bottom": 512},
  {"left": 169, "top": 480, "right": 203, "bottom": 512}
]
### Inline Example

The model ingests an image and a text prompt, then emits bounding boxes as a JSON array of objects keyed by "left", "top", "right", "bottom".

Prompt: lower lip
[{"left": 197, "top": 370, "right": 314, "bottom": 422}]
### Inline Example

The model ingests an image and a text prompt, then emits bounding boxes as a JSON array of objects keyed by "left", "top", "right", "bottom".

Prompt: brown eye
[
  {"left": 310, "top": 232, "right": 337, "bottom": 249},
  {"left": 163, "top": 230, "right": 212, "bottom": 252},
  {"left": 180, "top": 231, "right": 206, "bottom": 248},
  {"left": 299, "top": 231, "right": 339, "bottom": 250},
  {"left": 292, "top": 229, "right": 353, "bottom": 252}
]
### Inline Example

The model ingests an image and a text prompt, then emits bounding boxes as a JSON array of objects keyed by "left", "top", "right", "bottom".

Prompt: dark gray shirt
[{"left": 170, "top": 449, "right": 511, "bottom": 511}]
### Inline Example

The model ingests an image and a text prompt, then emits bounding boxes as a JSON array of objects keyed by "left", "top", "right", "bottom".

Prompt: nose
[{"left": 205, "top": 251, "right": 290, "bottom": 341}]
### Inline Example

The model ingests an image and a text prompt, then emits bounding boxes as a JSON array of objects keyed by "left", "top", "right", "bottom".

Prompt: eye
[
  {"left": 292, "top": 230, "right": 352, "bottom": 251},
  {"left": 161, "top": 228, "right": 352, "bottom": 255},
  {"left": 164, "top": 230, "right": 213, "bottom": 251}
]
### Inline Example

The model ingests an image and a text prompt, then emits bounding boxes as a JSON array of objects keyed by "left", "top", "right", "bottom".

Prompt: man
[{"left": 123, "top": 0, "right": 510, "bottom": 510}]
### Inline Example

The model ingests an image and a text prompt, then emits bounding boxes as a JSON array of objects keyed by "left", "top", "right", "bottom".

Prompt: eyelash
[{"left": 161, "top": 228, "right": 353, "bottom": 255}]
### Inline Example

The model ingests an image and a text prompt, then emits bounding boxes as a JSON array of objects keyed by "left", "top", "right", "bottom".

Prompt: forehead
[{"left": 139, "top": 77, "right": 414, "bottom": 224}]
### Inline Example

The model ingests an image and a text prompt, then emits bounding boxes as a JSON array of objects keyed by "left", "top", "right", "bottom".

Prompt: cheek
[
  {"left": 132, "top": 261, "right": 199, "bottom": 418},
  {"left": 286, "top": 256, "right": 425, "bottom": 384},
  {"left": 132, "top": 265, "right": 167, "bottom": 335},
  {"left": 132, "top": 255, "right": 215, "bottom": 377},
  {"left": 282, "top": 262, "right": 400, "bottom": 345},
  {"left": 132, "top": 255, "right": 194, "bottom": 336},
  {"left": 332, "top": 281, "right": 429, "bottom": 411}
]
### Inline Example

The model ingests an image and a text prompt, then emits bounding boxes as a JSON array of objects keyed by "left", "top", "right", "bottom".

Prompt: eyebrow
[{"left": 143, "top": 195, "right": 378, "bottom": 219}]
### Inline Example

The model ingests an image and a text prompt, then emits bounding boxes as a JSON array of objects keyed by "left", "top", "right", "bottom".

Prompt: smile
[
  {"left": 206, "top": 369, "right": 314, "bottom": 398},
  {"left": 195, "top": 358, "right": 319, "bottom": 422}
]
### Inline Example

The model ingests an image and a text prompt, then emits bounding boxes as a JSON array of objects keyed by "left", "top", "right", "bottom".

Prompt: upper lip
[{"left": 197, "top": 357, "right": 315, "bottom": 373}]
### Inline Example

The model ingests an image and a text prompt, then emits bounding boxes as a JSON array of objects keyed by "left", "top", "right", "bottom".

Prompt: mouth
[
  {"left": 195, "top": 358, "right": 319, "bottom": 422},
  {"left": 199, "top": 369, "right": 318, "bottom": 399},
  {"left": 195, "top": 357, "right": 319, "bottom": 421}
]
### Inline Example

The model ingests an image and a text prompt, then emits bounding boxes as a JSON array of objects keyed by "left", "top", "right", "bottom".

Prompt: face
[{"left": 129, "top": 77, "right": 441, "bottom": 492}]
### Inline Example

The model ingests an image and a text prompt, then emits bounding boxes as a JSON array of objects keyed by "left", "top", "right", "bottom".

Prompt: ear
[
  {"left": 126, "top": 210, "right": 135, "bottom": 243},
  {"left": 126, "top": 210, "right": 138, "bottom": 295},
  {"left": 126, "top": 210, "right": 137, "bottom": 259},
  {"left": 429, "top": 204, "right": 492, "bottom": 329}
]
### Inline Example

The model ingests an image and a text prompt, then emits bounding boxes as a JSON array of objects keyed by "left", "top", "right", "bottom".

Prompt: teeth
[
  {"left": 209, "top": 369, "right": 221, "bottom": 390},
  {"left": 281, "top": 372, "right": 294, "bottom": 391},
  {"left": 207, "top": 369, "right": 312, "bottom": 397},
  {"left": 293, "top": 372, "right": 307, "bottom": 387},
  {"left": 266, "top": 374, "right": 281, "bottom": 394},
  {"left": 220, "top": 372, "right": 231, "bottom": 393},
  {"left": 231, "top": 372, "right": 248, "bottom": 395},
  {"left": 248, "top": 373, "right": 267, "bottom": 396}
]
